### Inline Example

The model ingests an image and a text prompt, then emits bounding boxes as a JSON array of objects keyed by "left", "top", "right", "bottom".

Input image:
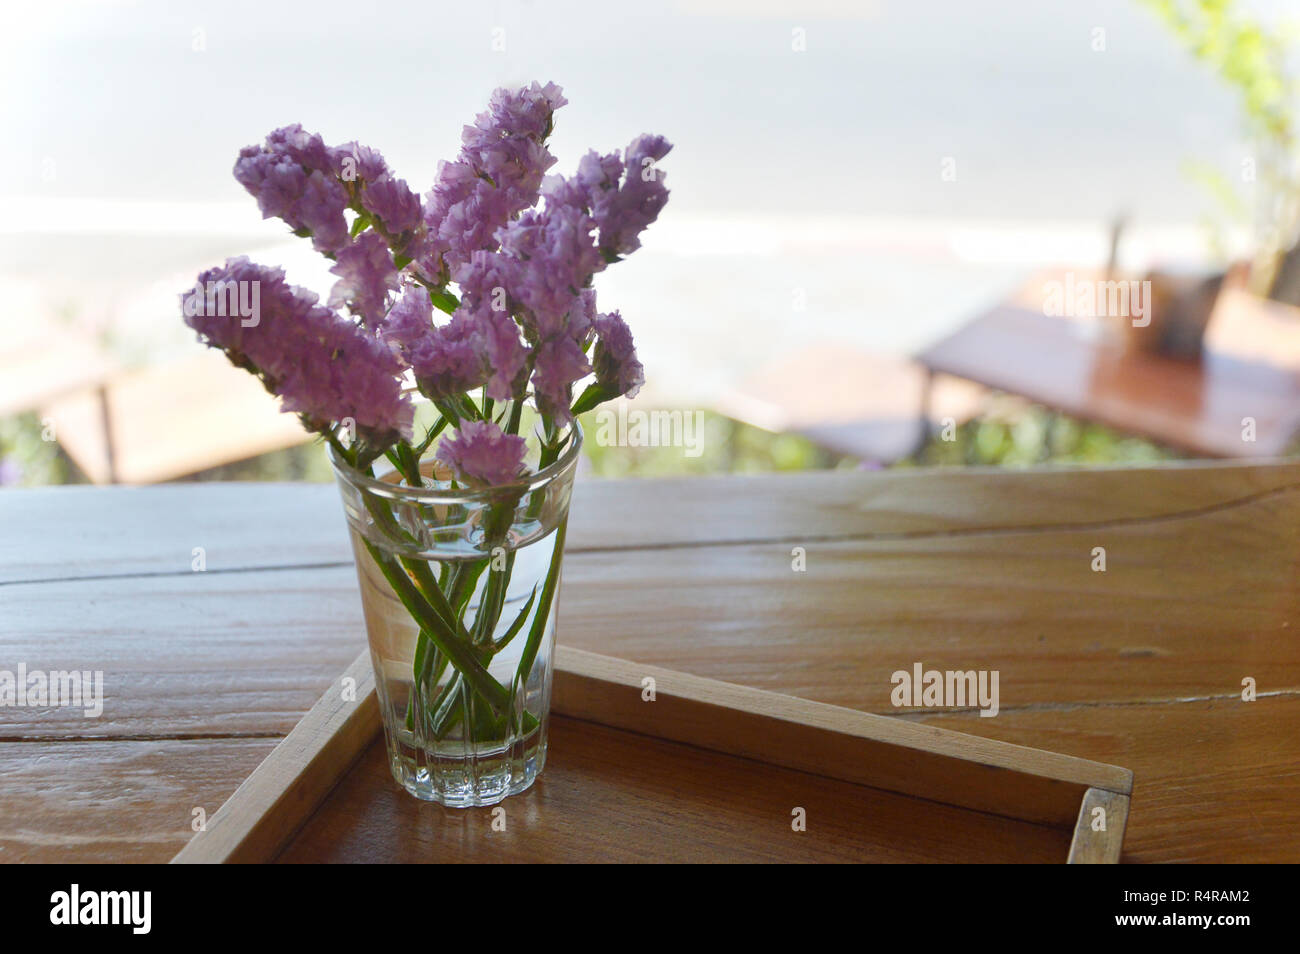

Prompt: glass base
[{"left": 386, "top": 727, "right": 548, "bottom": 808}]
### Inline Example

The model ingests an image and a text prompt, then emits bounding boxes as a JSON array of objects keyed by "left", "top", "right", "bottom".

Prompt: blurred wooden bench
[
  {"left": 40, "top": 352, "right": 311, "bottom": 484},
  {"left": 714, "top": 345, "right": 983, "bottom": 464},
  {"left": 0, "top": 328, "right": 116, "bottom": 418}
]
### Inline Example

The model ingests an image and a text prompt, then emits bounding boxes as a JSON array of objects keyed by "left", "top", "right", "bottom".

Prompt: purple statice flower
[
  {"left": 361, "top": 174, "right": 423, "bottom": 235},
  {"left": 265, "top": 124, "right": 333, "bottom": 172},
  {"left": 329, "top": 232, "right": 400, "bottom": 327},
  {"left": 233, "top": 148, "right": 305, "bottom": 221},
  {"left": 479, "top": 309, "right": 529, "bottom": 401},
  {"left": 295, "top": 172, "right": 350, "bottom": 253},
  {"left": 233, "top": 128, "right": 350, "bottom": 254},
  {"left": 436, "top": 419, "right": 527, "bottom": 487},
  {"left": 497, "top": 206, "right": 605, "bottom": 339},
  {"left": 457, "top": 83, "right": 566, "bottom": 204},
  {"left": 451, "top": 215, "right": 599, "bottom": 417},
  {"left": 329, "top": 140, "right": 389, "bottom": 184},
  {"left": 593, "top": 135, "right": 672, "bottom": 258},
  {"left": 452, "top": 248, "right": 522, "bottom": 320},
  {"left": 281, "top": 319, "right": 413, "bottom": 442},
  {"left": 380, "top": 283, "right": 436, "bottom": 357},
  {"left": 538, "top": 135, "right": 670, "bottom": 259},
  {"left": 542, "top": 149, "right": 622, "bottom": 211},
  {"left": 591, "top": 311, "right": 644, "bottom": 399},
  {"left": 568, "top": 287, "right": 599, "bottom": 342},
  {"left": 530, "top": 334, "right": 590, "bottom": 422},
  {"left": 467, "top": 82, "right": 567, "bottom": 145},
  {"left": 213, "top": 95, "right": 666, "bottom": 451},
  {"left": 419, "top": 82, "right": 567, "bottom": 279},
  {"left": 181, "top": 257, "right": 412, "bottom": 443},
  {"left": 386, "top": 281, "right": 525, "bottom": 402},
  {"left": 433, "top": 179, "right": 514, "bottom": 268},
  {"left": 408, "top": 311, "right": 486, "bottom": 399}
]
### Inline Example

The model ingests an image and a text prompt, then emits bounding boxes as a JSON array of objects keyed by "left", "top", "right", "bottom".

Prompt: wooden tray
[{"left": 173, "top": 648, "right": 1133, "bottom": 863}]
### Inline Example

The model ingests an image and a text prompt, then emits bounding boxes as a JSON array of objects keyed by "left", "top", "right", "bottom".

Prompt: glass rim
[{"left": 328, "top": 420, "right": 584, "bottom": 504}]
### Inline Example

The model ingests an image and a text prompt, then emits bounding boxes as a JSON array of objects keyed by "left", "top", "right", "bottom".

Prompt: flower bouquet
[{"left": 182, "top": 82, "right": 670, "bottom": 806}]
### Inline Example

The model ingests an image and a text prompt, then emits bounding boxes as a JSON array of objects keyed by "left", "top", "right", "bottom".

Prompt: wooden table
[
  {"left": 917, "top": 279, "right": 1300, "bottom": 458},
  {"left": 2, "top": 461, "right": 1297, "bottom": 862}
]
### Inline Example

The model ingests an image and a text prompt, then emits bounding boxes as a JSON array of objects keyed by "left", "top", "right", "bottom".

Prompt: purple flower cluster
[
  {"left": 235, "top": 126, "right": 412, "bottom": 325},
  {"left": 591, "top": 311, "right": 645, "bottom": 399},
  {"left": 432, "top": 131, "right": 669, "bottom": 421},
  {"left": 361, "top": 174, "right": 423, "bottom": 235},
  {"left": 435, "top": 419, "right": 527, "bottom": 486},
  {"left": 381, "top": 284, "right": 525, "bottom": 401},
  {"left": 329, "top": 232, "right": 400, "bottom": 328},
  {"left": 419, "top": 82, "right": 567, "bottom": 282},
  {"left": 541, "top": 135, "right": 672, "bottom": 259},
  {"left": 234, "top": 124, "right": 351, "bottom": 254},
  {"left": 182, "top": 257, "right": 412, "bottom": 444},
  {"left": 191, "top": 83, "right": 668, "bottom": 484}
]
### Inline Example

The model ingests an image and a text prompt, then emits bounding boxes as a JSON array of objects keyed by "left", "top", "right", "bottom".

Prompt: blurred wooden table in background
[
  {"left": 1, "top": 460, "right": 1297, "bottom": 862},
  {"left": 918, "top": 271, "right": 1300, "bottom": 458}
]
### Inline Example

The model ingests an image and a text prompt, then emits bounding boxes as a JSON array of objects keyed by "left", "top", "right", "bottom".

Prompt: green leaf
[
  {"left": 429, "top": 288, "right": 460, "bottom": 315},
  {"left": 570, "top": 383, "right": 613, "bottom": 416}
]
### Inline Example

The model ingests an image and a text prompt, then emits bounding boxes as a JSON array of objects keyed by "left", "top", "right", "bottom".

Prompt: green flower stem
[
  {"left": 355, "top": 488, "right": 473, "bottom": 645},
  {"left": 404, "top": 629, "right": 432, "bottom": 731},
  {"left": 472, "top": 551, "right": 514, "bottom": 644},
  {"left": 448, "top": 559, "right": 488, "bottom": 618},
  {"left": 337, "top": 423, "right": 562, "bottom": 744},
  {"left": 362, "top": 539, "right": 511, "bottom": 716},
  {"left": 492, "top": 586, "right": 537, "bottom": 654},
  {"left": 430, "top": 673, "right": 465, "bottom": 740}
]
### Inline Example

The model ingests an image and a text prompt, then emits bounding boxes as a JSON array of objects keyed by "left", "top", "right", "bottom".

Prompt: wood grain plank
[
  {"left": 2, "top": 459, "right": 1297, "bottom": 583},
  {"left": 554, "top": 647, "right": 1129, "bottom": 828},
  {"left": 0, "top": 738, "right": 276, "bottom": 863},
  {"left": 3, "top": 476, "right": 1293, "bottom": 739},
  {"left": 1068, "top": 789, "right": 1130, "bottom": 864},
  {"left": 558, "top": 484, "right": 1300, "bottom": 708},
  {"left": 0, "top": 566, "right": 367, "bottom": 739},
  {"left": 173, "top": 652, "right": 377, "bottom": 864},
  {"left": 176, "top": 647, "right": 1120, "bottom": 862},
  {"left": 4, "top": 461, "right": 1297, "bottom": 862},
  {"left": 907, "top": 695, "right": 1300, "bottom": 863},
  {"left": 0, "top": 484, "right": 351, "bottom": 584},
  {"left": 277, "top": 723, "right": 1074, "bottom": 864},
  {"left": 11, "top": 696, "right": 1288, "bottom": 863}
]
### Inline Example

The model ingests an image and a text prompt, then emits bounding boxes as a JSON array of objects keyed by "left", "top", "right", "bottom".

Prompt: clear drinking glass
[{"left": 330, "top": 424, "right": 581, "bottom": 807}]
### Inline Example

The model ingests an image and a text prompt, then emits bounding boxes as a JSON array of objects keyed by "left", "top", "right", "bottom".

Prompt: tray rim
[{"left": 172, "top": 646, "right": 1132, "bottom": 864}]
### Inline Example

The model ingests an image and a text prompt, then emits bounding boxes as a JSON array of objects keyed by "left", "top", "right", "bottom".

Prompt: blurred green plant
[
  {"left": 577, "top": 409, "right": 841, "bottom": 478},
  {"left": 1141, "top": 0, "right": 1300, "bottom": 293},
  {"left": 0, "top": 414, "right": 73, "bottom": 486},
  {"left": 904, "top": 401, "right": 1182, "bottom": 469}
]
